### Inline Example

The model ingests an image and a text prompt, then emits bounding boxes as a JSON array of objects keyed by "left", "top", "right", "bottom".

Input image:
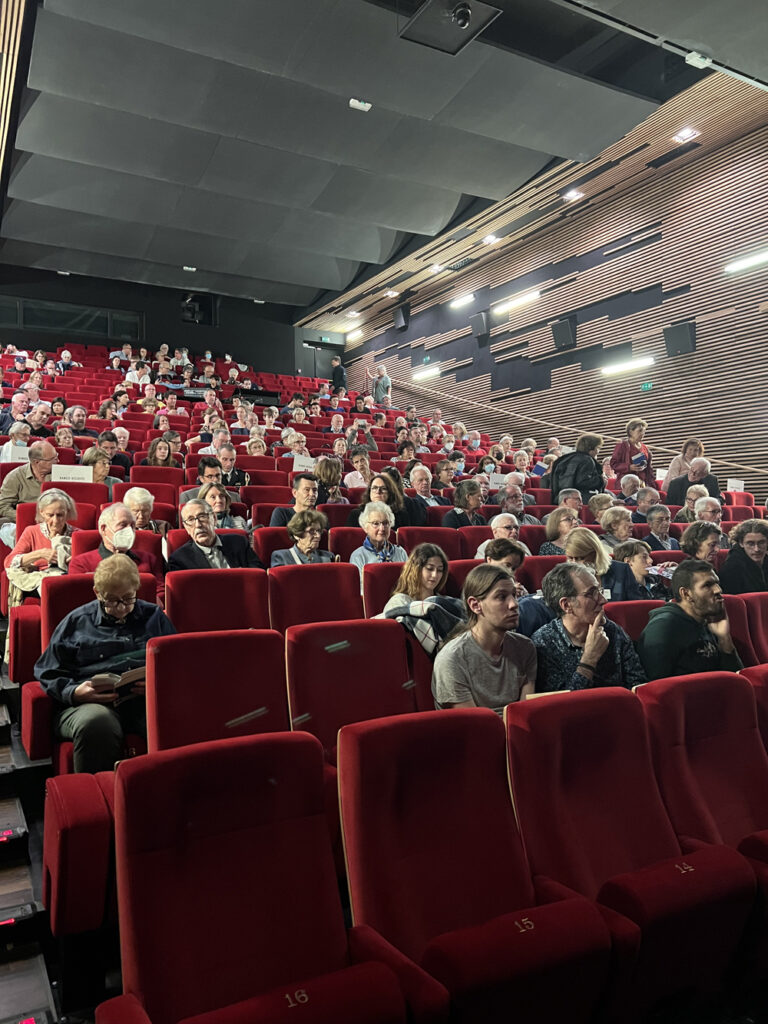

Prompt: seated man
[
  {"left": 637, "top": 559, "right": 742, "bottom": 680},
  {"left": 410, "top": 465, "right": 450, "bottom": 510},
  {"left": 34, "top": 554, "right": 176, "bottom": 773},
  {"left": 432, "top": 563, "right": 536, "bottom": 712},
  {"left": 323, "top": 413, "right": 346, "bottom": 435},
  {"left": 0, "top": 440, "right": 58, "bottom": 542},
  {"left": 541, "top": 488, "right": 582, "bottom": 524},
  {"left": 408, "top": 425, "right": 430, "bottom": 455},
  {"left": 665, "top": 457, "right": 722, "bottom": 507},
  {"left": 0, "top": 391, "right": 30, "bottom": 433},
  {"left": 474, "top": 514, "right": 532, "bottom": 558},
  {"left": 630, "top": 486, "right": 660, "bottom": 523},
  {"left": 179, "top": 456, "right": 239, "bottom": 505},
  {"left": 493, "top": 481, "right": 541, "bottom": 524},
  {"left": 269, "top": 473, "right": 319, "bottom": 527},
  {"left": 618, "top": 473, "right": 641, "bottom": 505},
  {"left": 64, "top": 405, "right": 99, "bottom": 438},
  {"left": 466, "top": 430, "right": 487, "bottom": 457},
  {"left": 718, "top": 518, "right": 768, "bottom": 595},
  {"left": 217, "top": 442, "right": 249, "bottom": 488},
  {"left": 26, "top": 402, "right": 54, "bottom": 438},
  {"left": 98, "top": 430, "right": 132, "bottom": 474},
  {"left": 645, "top": 504, "right": 680, "bottom": 550},
  {"left": 69, "top": 503, "right": 165, "bottom": 603},
  {"left": 494, "top": 473, "right": 536, "bottom": 507},
  {"left": 532, "top": 562, "right": 646, "bottom": 691},
  {"left": 169, "top": 500, "right": 262, "bottom": 571},
  {"left": 695, "top": 496, "right": 731, "bottom": 548},
  {"left": 198, "top": 428, "right": 231, "bottom": 457}
]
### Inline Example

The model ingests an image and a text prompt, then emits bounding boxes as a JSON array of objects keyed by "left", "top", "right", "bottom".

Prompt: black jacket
[
  {"left": 666, "top": 473, "right": 721, "bottom": 507},
  {"left": 167, "top": 534, "right": 263, "bottom": 572},
  {"left": 221, "top": 467, "right": 249, "bottom": 488},
  {"left": 717, "top": 544, "right": 768, "bottom": 595},
  {"left": 331, "top": 364, "right": 347, "bottom": 393},
  {"left": 549, "top": 451, "right": 604, "bottom": 503}
]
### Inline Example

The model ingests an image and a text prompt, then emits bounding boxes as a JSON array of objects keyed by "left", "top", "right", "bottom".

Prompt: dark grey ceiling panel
[
  {"left": 277, "top": 210, "right": 403, "bottom": 266},
  {"left": 434, "top": 50, "right": 657, "bottom": 160},
  {"left": 2, "top": 200, "right": 156, "bottom": 259},
  {"left": 312, "top": 168, "right": 462, "bottom": 235},
  {"left": 587, "top": 0, "right": 768, "bottom": 83},
  {"left": 0, "top": 238, "right": 320, "bottom": 305},
  {"left": 16, "top": 93, "right": 220, "bottom": 185}
]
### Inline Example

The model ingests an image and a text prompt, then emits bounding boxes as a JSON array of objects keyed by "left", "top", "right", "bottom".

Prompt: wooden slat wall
[
  {"left": 0, "top": 0, "right": 27, "bottom": 187},
  {"left": 346, "top": 117, "right": 768, "bottom": 499}
]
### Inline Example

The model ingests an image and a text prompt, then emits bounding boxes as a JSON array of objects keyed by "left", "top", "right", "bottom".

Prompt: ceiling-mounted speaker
[
  {"left": 551, "top": 317, "right": 577, "bottom": 350},
  {"left": 469, "top": 310, "right": 490, "bottom": 344},
  {"left": 663, "top": 321, "right": 696, "bottom": 356},
  {"left": 394, "top": 303, "right": 411, "bottom": 331}
]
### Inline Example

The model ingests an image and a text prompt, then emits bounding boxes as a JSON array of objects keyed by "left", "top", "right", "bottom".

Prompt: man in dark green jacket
[{"left": 637, "top": 559, "right": 742, "bottom": 680}]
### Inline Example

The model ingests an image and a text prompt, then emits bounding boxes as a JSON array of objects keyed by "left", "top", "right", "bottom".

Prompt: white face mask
[
  {"left": 444, "top": 440, "right": 454, "bottom": 451},
  {"left": 111, "top": 526, "right": 136, "bottom": 551}
]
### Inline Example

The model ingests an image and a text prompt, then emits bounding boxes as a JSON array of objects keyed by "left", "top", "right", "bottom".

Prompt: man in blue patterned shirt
[{"left": 531, "top": 562, "right": 646, "bottom": 692}]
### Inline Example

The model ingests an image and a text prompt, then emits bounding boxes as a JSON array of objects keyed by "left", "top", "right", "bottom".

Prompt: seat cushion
[
  {"left": 178, "top": 961, "right": 405, "bottom": 1024},
  {"left": 420, "top": 898, "right": 610, "bottom": 1023}
]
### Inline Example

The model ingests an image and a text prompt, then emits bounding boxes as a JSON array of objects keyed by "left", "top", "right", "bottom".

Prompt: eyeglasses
[
  {"left": 744, "top": 539, "right": 768, "bottom": 548},
  {"left": 368, "top": 520, "right": 390, "bottom": 528},
  {"left": 370, "top": 486, "right": 388, "bottom": 495},
  {"left": 303, "top": 528, "right": 323, "bottom": 537},
  {"left": 576, "top": 586, "right": 603, "bottom": 602},
  {"left": 183, "top": 514, "right": 214, "bottom": 526},
  {"left": 99, "top": 594, "right": 137, "bottom": 610}
]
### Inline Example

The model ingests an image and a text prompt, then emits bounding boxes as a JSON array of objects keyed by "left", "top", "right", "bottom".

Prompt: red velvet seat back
[
  {"left": 16, "top": 500, "right": 96, "bottom": 533},
  {"left": 397, "top": 527, "right": 461, "bottom": 560},
  {"left": 739, "top": 592, "right": 768, "bottom": 663},
  {"left": 328, "top": 526, "right": 364, "bottom": 562},
  {"left": 146, "top": 630, "right": 288, "bottom": 751},
  {"left": 165, "top": 569, "right": 269, "bottom": 632},
  {"left": 723, "top": 594, "right": 759, "bottom": 666},
  {"left": 604, "top": 600, "right": 663, "bottom": 641},
  {"left": 268, "top": 563, "right": 363, "bottom": 632},
  {"left": 338, "top": 710, "right": 535, "bottom": 962},
  {"left": 505, "top": 689, "right": 680, "bottom": 898},
  {"left": 444, "top": 559, "right": 479, "bottom": 597},
  {"left": 457, "top": 525, "right": 491, "bottom": 558},
  {"left": 40, "top": 573, "right": 156, "bottom": 646},
  {"left": 518, "top": 525, "right": 546, "bottom": 554},
  {"left": 636, "top": 672, "right": 768, "bottom": 847},
  {"left": 252, "top": 526, "right": 291, "bottom": 566},
  {"left": 515, "top": 554, "right": 565, "bottom": 592},
  {"left": 129, "top": 465, "right": 184, "bottom": 487},
  {"left": 362, "top": 562, "right": 403, "bottom": 617},
  {"left": 71, "top": 528, "right": 162, "bottom": 561},
  {"left": 41, "top": 480, "right": 109, "bottom": 507},
  {"left": 287, "top": 620, "right": 415, "bottom": 757},
  {"left": 113, "top": 480, "right": 178, "bottom": 506},
  {"left": 241, "top": 484, "right": 294, "bottom": 505},
  {"left": 115, "top": 734, "right": 350, "bottom": 1024}
]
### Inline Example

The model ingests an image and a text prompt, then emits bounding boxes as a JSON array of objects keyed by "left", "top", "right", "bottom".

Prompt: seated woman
[
  {"left": 512, "top": 450, "right": 534, "bottom": 478},
  {"left": 484, "top": 537, "right": 527, "bottom": 578},
  {"left": 123, "top": 486, "right": 168, "bottom": 537},
  {"left": 601, "top": 456, "right": 616, "bottom": 481},
  {"left": 674, "top": 483, "right": 709, "bottom": 523},
  {"left": 539, "top": 506, "right": 579, "bottom": 555},
  {"left": 662, "top": 437, "right": 705, "bottom": 491},
  {"left": 4, "top": 488, "right": 78, "bottom": 605},
  {"left": 198, "top": 482, "right": 247, "bottom": 530},
  {"left": 230, "top": 405, "right": 251, "bottom": 436},
  {"left": 140, "top": 437, "right": 176, "bottom": 468},
  {"left": 97, "top": 400, "right": 117, "bottom": 420},
  {"left": 477, "top": 454, "right": 500, "bottom": 477},
  {"left": 350, "top": 501, "right": 408, "bottom": 584},
  {"left": 153, "top": 413, "right": 172, "bottom": 433},
  {"left": 442, "top": 479, "right": 486, "bottom": 529},
  {"left": 588, "top": 493, "right": 616, "bottom": 524},
  {"left": 290, "top": 407, "right": 308, "bottom": 426},
  {"left": 717, "top": 518, "right": 768, "bottom": 594},
  {"left": 279, "top": 431, "right": 311, "bottom": 459},
  {"left": 383, "top": 543, "right": 449, "bottom": 614},
  {"left": 0, "top": 421, "right": 32, "bottom": 462},
  {"left": 81, "top": 446, "right": 121, "bottom": 500},
  {"left": 613, "top": 539, "right": 671, "bottom": 600},
  {"left": 271, "top": 509, "right": 333, "bottom": 566},
  {"left": 599, "top": 506, "right": 634, "bottom": 551},
  {"left": 245, "top": 436, "right": 268, "bottom": 456},
  {"left": 346, "top": 474, "right": 416, "bottom": 529},
  {"left": 50, "top": 396, "right": 67, "bottom": 420},
  {"left": 343, "top": 447, "right": 372, "bottom": 489},
  {"left": 54, "top": 425, "right": 81, "bottom": 460},
  {"left": 452, "top": 421, "right": 468, "bottom": 446},
  {"left": 315, "top": 455, "right": 349, "bottom": 505},
  {"left": 680, "top": 521, "right": 723, "bottom": 564}
]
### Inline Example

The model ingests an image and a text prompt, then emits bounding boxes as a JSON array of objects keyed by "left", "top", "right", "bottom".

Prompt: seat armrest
[
  {"left": 96, "top": 995, "right": 152, "bottom": 1024},
  {"left": 533, "top": 874, "right": 586, "bottom": 904},
  {"left": 678, "top": 835, "right": 711, "bottom": 855},
  {"left": 349, "top": 923, "right": 450, "bottom": 1024},
  {"left": 21, "top": 681, "right": 55, "bottom": 761}
]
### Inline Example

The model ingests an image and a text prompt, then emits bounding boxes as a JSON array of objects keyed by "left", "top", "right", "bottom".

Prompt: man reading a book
[{"left": 34, "top": 554, "right": 176, "bottom": 773}]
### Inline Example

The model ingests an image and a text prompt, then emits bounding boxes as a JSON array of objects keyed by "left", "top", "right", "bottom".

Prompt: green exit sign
[{"left": 640, "top": 381, "right": 653, "bottom": 392}]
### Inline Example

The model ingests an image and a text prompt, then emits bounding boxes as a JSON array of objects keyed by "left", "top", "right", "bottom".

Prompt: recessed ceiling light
[
  {"left": 56, "top": 270, "right": 70, "bottom": 276},
  {"left": 349, "top": 98, "right": 372, "bottom": 112},
  {"left": 492, "top": 290, "right": 540, "bottom": 315},
  {"left": 563, "top": 189, "right": 584, "bottom": 202},
  {"left": 347, "top": 329, "right": 363, "bottom": 341},
  {"left": 385, "top": 289, "right": 400, "bottom": 298},
  {"left": 347, "top": 310, "right": 361, "bottom": 318},
  {"left": 430, "top": 264, "right": 443, "bottom": 273},
  {"left": 673, "top": 127, "right": 700, "bottom": 144},
  {"left": 252, "top": 298, "right": 265, "bottom": 304},
  {"left": 449, "top": 293, "right": 475, "bottom": 309},
  {"left": 482, "top": 234, "right": 499, "bottom": 245},
  {"left": 413, "top": 364, "right": 441, "bottom": 381},
  {"left": 600, "top": 355, "right": 655, "bottom": 376},
  {"left": 182, "top": 265, "right": 197, "bottom": 272},
  {"left": 724, "top": 248, "right": 768, "bottom": 274}
]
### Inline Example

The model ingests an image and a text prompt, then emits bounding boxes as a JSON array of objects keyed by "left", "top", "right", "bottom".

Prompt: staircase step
[
  {"left": 0, "top": 706, "right": 10, "bottom": 746},
  {"left": 0, "top": 799, "right": 28, "bottom": 860},
  {"left": 0, "top": 951, "right": 57, "bottom": 1024}
]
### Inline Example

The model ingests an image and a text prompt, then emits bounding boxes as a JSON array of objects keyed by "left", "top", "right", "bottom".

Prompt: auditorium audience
[
  {"left": 483, "top": 538, "right": 528, "bottom": 588},
  {"left": 610, "top": 417, "right": 654, "bottom": 486},
  {"left": 474, "top": 513, "right": 531, "bottom": 558},
  {"left": 81, "top": 447, "right": 121, "bottom": 500},
  {"left": 0, "top": 421, "right": 31, "bottom": 462},
  {"left": 314, "top": 457, "right": 348, "bottom": 505},
  {"left": 716, "top": 519, "right": 768, "bottom": 594},
  {"left": 140, "top": 437, "right": 175, "bottom": 468},
  {"left": 346, "top": 474, "right": 419, "bottom": 530},
  {"left": 563, "top": 526, "right": 639, "bottom": 601},
  {"left": 0, "top": 441, "right": 58, "bottom": 543},
  {"left": 270, "top": 510, "right": 333, "bottom": 566},
  {"left": 587, "top": 493, "right": 616, "bottom": 523},
  {"left": 599, "top": 506, "right": 634, "bottom": 551},
  {"left": 695, "top": 497, "right": 731, "bottom": 547},
  {"left": 34, "top": 554, "right": 176, "bottom": 774},
  {"left": 638, "top": 559, "right": 742, "bottom": 679},
  {"left": 662, "top": 438, "right": 705, "bottom": 490},
  {"left": 539, "top": 506, "right": 579, "bottom": 555},
  {"left": 541, "top": 488, "right": 582, "bottom": 524},
  {"left": 645, "top": 504, "right": 680, "bottom": 550},
  {"left": 98, "top": 431, "right": 132, "bottom": 473},
  {"left": 218, "top": 444, "right": 249, "bottom": 488},
  {"left": 442, "top": 480, "right": 486, "bottom": 528},
  {"left": 343, "top": 448, "right": 373, "bottom": 488},
  {"left": 432, "top": 564, "right": 535, "bottom": 711},
  {"left": 4, "top": 489, "right": 77, "bottom": 607},
  {"left": 613, "top": 540, "right": 671, "bottom": 600},
  {"left": 410, "top": 465, "right": 451, "bottom": 510},
  {"left": 170, "top": 500, "right": 262, "bottom": 571},
  {"left": 618, "top": 473, "right": 641, "bottom": 504},
  {"left": 349, "top": 501, "right": 407, "bottom": 583}
]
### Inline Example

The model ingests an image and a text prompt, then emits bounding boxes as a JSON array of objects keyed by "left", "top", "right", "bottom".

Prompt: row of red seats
[{"left": 46, "top": 670, "right": 768, "bottom": 1023}]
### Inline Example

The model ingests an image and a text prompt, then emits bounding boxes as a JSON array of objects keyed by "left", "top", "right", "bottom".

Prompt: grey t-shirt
[
  {"left": 432, "top": 630, "right": 537, "bottom": 713},
  {"left": 373, "top": 374, "right": 391, "bottom": 402}
]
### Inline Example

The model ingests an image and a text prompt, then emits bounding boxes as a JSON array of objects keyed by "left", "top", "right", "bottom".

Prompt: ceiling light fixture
[
  {"left": 672, "top": 126, "right": 700, "bottom": 144},
  {"left": 449, "top": 293, "right": 475, "bottom": 309},
  {"left": 724, "top": 248, "right": 768, "bottom": 274},
  {"left": 482, "top": 234, "right": 499, "bottom": 244},
  {"left": 347, "top": 329, "right": 363, "bottom": 342},
  {"left": 600, "top": 355, "right": 655, "bottom": 377},
  {"left": 492, "top": 290, "right": 540, "bottom": 315},
  {"left": 563, "top": 188, "right": 584, "bottom": 202},
  {"left": 182, "top": 265, "right": 197, "bottom": 272},
  {"left": 385, "top": 289, "right": 400, "bottom": 298},
  {"left": 56, "top": 270, "right": 70, "bottom": 276},
  {"left": 413, "top": 364, "right": 441, "bottom": 381},
  {"left": 429, "top": 264, "right": 443, "bottom": 273},
  {"left": 349, "top": 98, "right": 372, "bottom": 112},
  {"left": 252, "top": 298, "right": 265, "bottom": 304},
  {"left": 347, "top": 310, "right": 361, "bottom": 318}
]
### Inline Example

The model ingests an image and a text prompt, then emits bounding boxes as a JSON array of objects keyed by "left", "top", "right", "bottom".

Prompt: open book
[{"left": 90, "top": 666, "right": 145, "bottom": 706}]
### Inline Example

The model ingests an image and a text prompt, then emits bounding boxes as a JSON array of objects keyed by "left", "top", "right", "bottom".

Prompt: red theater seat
[
  {"left": 741, "top": 664, "right": 768, "bottom": 752},
  {"left": 739, "top": 593, "right": 768, "bottom": 664},
  {"left": 241, "top": 484, "right": 294, "bottom": 505},
  {"left": 129, "top": 466, "right": 185, "bottom": 488},
  {"left": 362, "top": 562, "right": 403, "bottom": 617},
  {"left": 317, "top": 503, "right": 354, "bottom": 528},
  {"left": 165, "top": 569, "right": 269, "bottom": 632},
  {"left": 397, "top": 527, "right": 461, "bottom": 560},
  {"left": 505, "top": 689, "right": 756, "bottom": 1015},
  {"left": 41, "top": 480, "right": 109, "bottom": 507},
  {"left": 95, "top": 734, "right": 408, "bottom": 1024},
  {"left": 15, "top": 500, "right": 97, "bottom": 534},
  {"left": 723, "top": 594, "right": 759, "bottom": 667},
  {"left": 604, "top": 600, "right": 664, "bottom": 641},
  {"left": 146, "top": 630, "right": 288, "bottom": 751},
  {"left": 338, "top": 711, "right": 611, "bottom": 1024},
  {"left": 252, "top": 526, "right": 291, "bottom": 567},
  {"left": 445, "top": 559, "right": 479, "bottom": 597},
  {"left": 268, "top": 563, "right": 363, "bottom": 632},
  {"left": 515, "top": 555, "right": 565, "bottom": 593},
  {"left": 519, "top": 525, "right": 546, "bottom": 555},
  {"left": 457, "top": 526, "right": 492, "bottom": 558},
  {"left": 113, "top": 481, "right": 178, "bottom": 506},
  {"left": 328, "top": 527, "right": 364, "bottom": 562}
]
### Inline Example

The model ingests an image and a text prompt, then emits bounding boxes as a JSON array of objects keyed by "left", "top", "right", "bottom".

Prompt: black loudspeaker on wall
[
  {"left": 551, "top": 317, "right": 577, "bottom": 350},
  {"left": 469, "top": 311, "right": 490, "bottom": 344},
  {"left": 663, "top": 322, "right": 696, "bottom": 356},
  {"left": 394, "top": 303, "right": 411, "bottom": 331}
]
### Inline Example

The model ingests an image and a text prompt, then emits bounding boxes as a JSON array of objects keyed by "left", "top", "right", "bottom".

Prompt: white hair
[
  {"left": 620, "top": 474, "right": 641, "bottom": 489},
  {"left": 490, "top": 513, "right": 519, "bottom": 528},
  {"left": 505, "top": 472, "right": 525, "bottom": 488},
  {"left": 695, "top": 496, "right": 720, "bottom": 516},
  {"left": 98, "top": 502, "right": 133, "bottom": 529},
  {"left": 690, "top": 457, "right": 711, "bottom": 473},
  {"left": 410, "top": 465, "right": 433, "bottom": 483},
  {"left": 123, "top": 487, "right": 155, "bottom": 511},
  {"left": 358, "top": 500, "right": 395, "bottom": 529}
]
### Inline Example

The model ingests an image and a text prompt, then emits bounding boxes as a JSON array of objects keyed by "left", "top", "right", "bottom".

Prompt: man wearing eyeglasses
[
  {"left": 0, "top": 440, "right": 59, "bottom": 546},
  {"left": 34, "top": 554, "right": 175, "bottom": 773},
  {"left": 531, "top": 562, "right": 646, "bottom": 692},
  {"left": 69, "top": 504, "right": 166, "bottom": 603},
  {"left": 168, "top": 499, "right": 262, "bottom": 571}
]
